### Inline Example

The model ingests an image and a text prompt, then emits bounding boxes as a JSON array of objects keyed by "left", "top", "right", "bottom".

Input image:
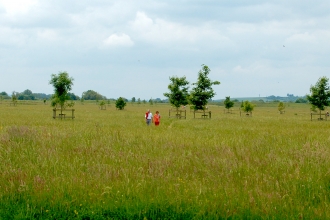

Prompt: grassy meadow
[{"left": 1, "top": 100, "right": 330, "bottom": 219}]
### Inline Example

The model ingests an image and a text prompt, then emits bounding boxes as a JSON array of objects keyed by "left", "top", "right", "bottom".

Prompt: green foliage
[
  {"left": 143, "top": 99, "right": 146, "bottom": 104},
  {"left": 99, "top": 100, "right": 106, "bottom": 106},
  {"left": 137, "top": 98, "right": 141, "bottom": 104},
  {"left": 0, "top": 92, "right": 9, "bottom": 100},
  {"left": 278, "top": 102, "right": 285, "bottom": 112},
  {"left": 82, "top": 90, "right": 106, "bottom": 100},
  {"left": 67, "top": 100, "right": 75, "bottom": 108},
  {"left": 11, "top": 92, "right": 18, "bottom": 105},
  {"left": 224, "top": 96, "right": 234, "bottom": 110},
  {"left": 189, "top": 65, "right": 220, "bottom": 110},
  {"left": 115, "top": 97, "right": 127, "bottom": 110},
  {"left": 241, "top": 100, "right": 255, "bottom": 113},
  {"left": 295, "top": 97, "right": 308, "bottom": 103},
  {"left": 67, "top": 92, "right": 80, "bottom": 100},
  {"left": 0, "top": 91, "right": 8, "bottom": 96},
  {"left": 164, "top": 76, "right": 189, "bottom": 109},
  {"left": 306, "top": 76, "right": 330, "bottom": 113},
  {"left": 49, "top": 71, "right": 74, "bottom": 110},
  {"left": 11, "top": 92, "right": 17, "bottom": 101},
  {"left": 149, "top": 98, "right": 153, "bottom": 105}
]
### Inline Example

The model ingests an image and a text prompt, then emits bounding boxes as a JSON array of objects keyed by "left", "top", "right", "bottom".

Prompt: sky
[{"left": 1, "top": 0, "right": 330, "bottom": 100}]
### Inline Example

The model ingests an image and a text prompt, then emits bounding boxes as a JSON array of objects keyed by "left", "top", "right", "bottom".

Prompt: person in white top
[{"left": 145, "top": 109, "right": 153, "bottom": 125}]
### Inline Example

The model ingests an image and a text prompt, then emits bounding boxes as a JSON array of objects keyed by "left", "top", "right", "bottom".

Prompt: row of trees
[
  {"left": 164, "top": 64, "right": 220, "bottom": 112},
  {"left": 45, "top": 70, "right": 330, "bottom": 117}
]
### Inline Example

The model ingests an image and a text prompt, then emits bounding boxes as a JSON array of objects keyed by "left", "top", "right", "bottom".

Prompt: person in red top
[{"left": 153, "top": 111, "right": 160, "bottom": 126}]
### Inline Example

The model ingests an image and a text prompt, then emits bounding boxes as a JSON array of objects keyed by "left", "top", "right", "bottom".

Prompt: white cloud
[
  {"left": 103, "top": 33, "right": 134, "bottom": 47},
  {"left": 130, "top": 11, "right": 232, "bottom": 49},
  {"left": 0, "top": 0, "right": 38, "bottom": 14}
]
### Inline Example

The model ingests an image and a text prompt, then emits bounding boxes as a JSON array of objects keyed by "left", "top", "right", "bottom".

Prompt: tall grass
[{"left": 0, "top": 101, "right": 329, "bottom": 219}]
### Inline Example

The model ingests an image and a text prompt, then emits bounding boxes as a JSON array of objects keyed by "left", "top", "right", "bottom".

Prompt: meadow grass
[{"left": 0, "top": 101, "right": 330, "bottom": 219}]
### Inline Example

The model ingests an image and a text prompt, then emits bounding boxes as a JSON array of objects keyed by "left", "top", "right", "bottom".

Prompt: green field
[{"left": 1, "top": 101, "right": 330, "bottom": 219}]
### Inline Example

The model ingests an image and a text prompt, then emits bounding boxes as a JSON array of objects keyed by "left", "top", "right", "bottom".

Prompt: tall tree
[
  {"left": 224, "top": 96, "right": 234, "bottom": 112},
  {"left": 189, "top": 64, "right": 220, "bottom": 111},
  {"left": 49, "top": 71, "right": 74, "bottom": 114},
  {"left": 307, "top": 76, "right": 330, "bottom": 119},
  {"left": 164, "top": 76, "right": 190, "bottom": 110}
]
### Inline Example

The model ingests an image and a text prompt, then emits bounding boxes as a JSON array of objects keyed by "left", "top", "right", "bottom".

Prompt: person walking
[
  {"left": 153, "top": 111, "right": 161, "bottom": 126},
  {"left": 145, "top": 109, "right": 153, "bottom": 125}
]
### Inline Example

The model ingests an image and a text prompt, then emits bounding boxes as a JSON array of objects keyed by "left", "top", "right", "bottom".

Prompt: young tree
[
  {"left": 115, "top": 97, "right": 127, "bottom": 110},
  {"left": 164, "top": 76, "right": 190, "bottom": 110},
  {"left": 99, "top": 100, "right": 106, "bottom": 110},
  {"left": 306, "top": 76, "right": 330, "bottom": 119},
  {"left": 224, "top": 96, "right": 234, "bottom": 112},
  {"left": 137, "top": 98, "right": 141, "bottom": 105},
  {"left": 189, "top": 65, "right": 220, "bottom": 112},
  {"left": 278, "top": 102, "right": 285, "bottom": 113},
  {"left": 131, "top": 97, "right": 136, "bottom": 104},
  {"left": 11, "top": 91, "right": 18, "bottom": 106},
  {"left": 49, "top": 71, "right": 74, "bottom": 114},
  {"left": 149, "top": 98, "right": 153, "bottom": 105},
  {"left": 241, "top": 101, "right": 255, "bottom": 115}
]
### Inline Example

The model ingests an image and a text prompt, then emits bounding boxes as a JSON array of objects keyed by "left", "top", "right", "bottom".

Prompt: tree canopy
[
  {"left": 241, "top": 101, "right": 255, "bottom": 113},
  {"left": 278, "top": 102, "right": 285, "bottom": 112},
  {"left": 164, "top": 76, "right": 190, "bottom": 109},
  {"left": 306, "top": 76, "right": 330, "bottom": 113},
  {"left": 82, "top": 90, "right": 106, "bottom": 100},
  {"left": 224, "top": 96, "right": 234, "bottom": 110},
  {"left": 49, "top": 71, "right": 74, "bottom": 110},
  {"left": 189, "top": 65, "right": 220, "bottom": 110},
  {"left": 115, "top": 97, "right": 127, "bottom": 110}
]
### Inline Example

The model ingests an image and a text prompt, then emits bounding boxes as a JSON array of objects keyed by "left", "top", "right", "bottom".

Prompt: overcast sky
[{"left": 1, "top": 0, "right": 329, "bottom": 100}]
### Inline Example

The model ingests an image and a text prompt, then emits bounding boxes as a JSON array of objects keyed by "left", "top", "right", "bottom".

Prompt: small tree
[
  {"left": 11, "top": 91, "right": 18, "bottom": 106},
  {"left": 241, "top": 101, "right": 255, "bottom": 115},
  {"left": 278, "top": 102, "right": 285, "bottom": 113},
  {"left": 149, "top": 98, "right": 153, "bottom": 105},
  {"left": 224, "top": 96, "right": 234, "bottom": 113},
  {"left": 189, "top": 64, "right": 220, "bottom": 113},
  {"left": 137, "top": 98, "right": 141, "bottom": 105},
  {"left": 164, "top": 76, "right": 190, "bottom": 110},
  {"left": 306, "top": 76, "right": 330, "bottom": 119},
  {"left": 115, "top": 97, "right": 126, "bottom": 110},
  {"left": 99, "top": 100, "right": 106, "bottom": 110},
  {"left": 143, "top": 99, "right": 146, "bottom": 104},
  {"left": 131, "top": 97, "right": 136, "bottom": 104},
  {"left": 49, "top": 71, "right": 74, "bottom": 115}
]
